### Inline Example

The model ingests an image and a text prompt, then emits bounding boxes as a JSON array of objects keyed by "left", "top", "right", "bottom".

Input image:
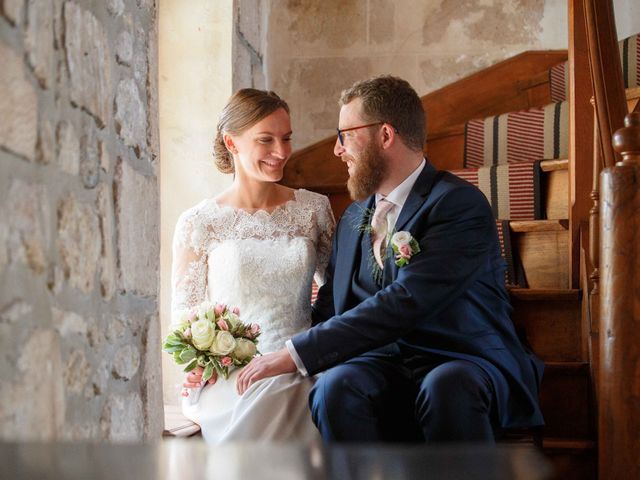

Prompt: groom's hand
[{"left": 236, "top": 349, "right": 297, "bottom": 395}]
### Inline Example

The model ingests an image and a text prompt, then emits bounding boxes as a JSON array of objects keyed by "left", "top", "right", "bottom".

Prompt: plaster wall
[
  {"left": 159, "top": 0, "right": 233, "bottom": 406},
  {"left": 263, "top": 0, "right": 639, "bottom": 150}
]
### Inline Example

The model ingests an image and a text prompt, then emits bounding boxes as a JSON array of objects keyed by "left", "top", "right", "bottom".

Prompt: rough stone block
[
  {"left": 0, "top": 222, "right": 7, "bottom": 274},
  {"left": 52, "top": 307, "right": 88, "bottom": 337},
  {"left": 114, "top": 160, "right": 158, "bottom": 297},
  {"left": 97, "top": 183, "right": 116, "bottom": 300},
  {"left": 57, "top": 121, "right": 80, "bottom": 175},
  {"left": 116, "top": 30, "right": 133, "bottom": 66},
  {"left": 25, "top": 0, "right": 56, "bottom": 88},
  {"left": 106, "top": 0, "right": 124, "bottom": 17},
  {"left": 63, "top": 349, "right": 90, "bottom": 395},
  {"left": 64, "top": 1, "right": 112, "bottom": 126},
  {"left": 100, "top": 393, "right": 143, "bottom": 442},
  {"left": 0, "top": 299, "right": 33, "bottom": 324},
  {"left": 0, "top": 41, "right": 38, "bottom": 160},
  {"left": 80, "top": 122, "right": 100, "bottom": 188},
  {"left": 6, "top": 180, "right": 50, "bottom": 274},
  {"left": 1, "top": 0, "right": 24, "bottom": 25},
  {"left": 133, "top": 28, "right": 149, "bottom": 85},
  {"left": 114, "top": 78, "right": 146, "bottom": 149},
  {"left": 57, "top": 193, "right": 101, "bottom": 293},
  {"left": 37, "top": 118, "right": 55, "bottom": 165},
  {"left": 0, "top": 328, "right": 64, "bottom": 441},
  {"left": 100, "top": 141, "right": 110, "bottom": 173},
  {"left": 142, "top": 312, "right": 163, "bottom": 439},
  {"left": 112, "top": 344, "right": 140, "bottom": 381}
]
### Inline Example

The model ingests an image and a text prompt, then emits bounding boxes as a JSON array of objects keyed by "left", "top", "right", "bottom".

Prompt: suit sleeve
[{"left": 293, "top": 185, "right": 497, "bottom": 375}]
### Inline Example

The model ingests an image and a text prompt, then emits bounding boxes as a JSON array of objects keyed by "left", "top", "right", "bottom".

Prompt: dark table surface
[{"left": 0, "top": 439, "right": 553, "bottom": 480}]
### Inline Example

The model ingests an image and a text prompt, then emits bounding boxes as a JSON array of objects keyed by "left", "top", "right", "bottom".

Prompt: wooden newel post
[{"left": 599, "top": 112, "right": 640, "bottom": 479}]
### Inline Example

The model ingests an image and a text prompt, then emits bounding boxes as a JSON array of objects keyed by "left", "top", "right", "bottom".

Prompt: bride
[{"left": 171, "top": 88, "right": 335, "bottom": 444}]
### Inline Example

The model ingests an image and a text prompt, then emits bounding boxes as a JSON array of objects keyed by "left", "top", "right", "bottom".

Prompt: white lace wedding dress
[{"left": 171, "top": 189, "right": 335, "bottom": 444}]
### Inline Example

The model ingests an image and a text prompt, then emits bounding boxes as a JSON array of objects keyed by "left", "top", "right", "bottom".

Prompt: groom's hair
[
  {"left": 214, "top": 89, "right": 290, "bottom": 174},
  {"left": 339, "top": 76, "right": 426, "bottom": 153}
]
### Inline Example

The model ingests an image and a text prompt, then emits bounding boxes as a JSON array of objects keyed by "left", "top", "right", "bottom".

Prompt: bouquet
[{"left": 163, "top": 301, "right": 261, "bottom": 382}]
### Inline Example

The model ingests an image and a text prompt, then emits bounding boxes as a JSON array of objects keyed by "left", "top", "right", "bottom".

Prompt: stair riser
[
  {"left": 539, "top": 364, "right": 593, "bottom": 439},
  {"left": 513, "top": 229, "right": 569, "bottom": 288},
  {"left": 511, "top": 297, "right": 584, "bottom": 362},
  {"left": 545, "top": 169, "right": 568, "bottom": 219}
]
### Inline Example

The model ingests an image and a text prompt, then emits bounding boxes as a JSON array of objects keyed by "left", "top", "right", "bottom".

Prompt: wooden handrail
[
  {"left": 582, "top": 0, "right": 640, "bottom": 477},
  {"left": 599, "top": 112, "right": 640, "bottom": 480},
  {"left": 583, "top": 0, "right": 627, "bottom": 167}
]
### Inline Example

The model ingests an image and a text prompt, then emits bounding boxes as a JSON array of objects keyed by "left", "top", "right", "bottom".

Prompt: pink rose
[
  {"left": 183, "top": 328, "right": 192, "bottom": 339},
  {"left": 232, "top": 306, "right": 240, "bottom": 315},
  {"left": 221, "top": 356, "right": 233, "bottom": 367},
  {"left": 399, "top": 244, "right": 412, "bottom": 256},
  {"left": 214, "top": 303, "right": 226, "bottom": 316},
  {"left": 248, "top": 323, "right": 261, "bottom": 338},
  {"left": 217, "top": 319, "right": 229, "bottom": 331}
]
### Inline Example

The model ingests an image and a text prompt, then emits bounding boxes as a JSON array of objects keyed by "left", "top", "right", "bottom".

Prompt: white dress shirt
[{"left": 286, "top": 159, "right": 427, "bottom": 376}]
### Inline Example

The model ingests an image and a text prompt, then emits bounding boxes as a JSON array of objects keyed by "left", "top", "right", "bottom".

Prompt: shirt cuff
[{"left": 285, "top": 339, "right": 309, "bottom": 377}]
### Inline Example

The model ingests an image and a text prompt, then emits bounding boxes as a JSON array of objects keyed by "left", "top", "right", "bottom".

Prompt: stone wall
[
  {"left": 0, "top": 0, "right": 162, "bottom": 441},
  {"left": 233, "top": 0, "right": 265, "bottom": 90}
]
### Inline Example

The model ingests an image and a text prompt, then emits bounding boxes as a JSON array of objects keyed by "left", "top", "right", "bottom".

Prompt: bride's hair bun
[{"left": 214, "top": 89, "right": 290, "bottom": 174}]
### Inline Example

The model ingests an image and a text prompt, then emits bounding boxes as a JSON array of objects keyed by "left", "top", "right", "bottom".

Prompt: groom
[{"left": 237, "top": 75, "right": 544, "bottom": 442}]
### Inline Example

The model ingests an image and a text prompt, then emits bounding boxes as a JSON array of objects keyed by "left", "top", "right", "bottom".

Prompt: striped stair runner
[
  {"left": 547, "top": 31, "right": 640, "bottom": 104},
  {"left": 451, "top": 160, "right": 543, "bottom": 221},
  {"left": 464, "top": 102, "right": 568, "bottom": 169}
]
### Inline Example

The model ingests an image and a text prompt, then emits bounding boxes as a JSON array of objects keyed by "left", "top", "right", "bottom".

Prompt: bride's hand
[
  {"left": 181, "top": 366, "right": 218, "bottom": 396},
  {"left": 236, "top": 349, "right": 297, "bottom": 395}
]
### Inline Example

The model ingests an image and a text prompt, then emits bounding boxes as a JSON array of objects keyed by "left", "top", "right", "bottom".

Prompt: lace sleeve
[
  {"left": 171, "top": 209, "right": 208, "bottom": 326},
  {"left": 314, "top": 195, "right": 336, "bottom": 286}
]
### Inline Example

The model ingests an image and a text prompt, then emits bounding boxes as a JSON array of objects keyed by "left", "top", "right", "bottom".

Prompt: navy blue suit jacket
[{"left": 291, "top": 162, "right": 544, "bottom": 429}]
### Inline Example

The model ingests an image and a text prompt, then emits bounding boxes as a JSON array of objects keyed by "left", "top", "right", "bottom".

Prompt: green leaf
[
  {"left": 202, "top": 363, "right": 214, "bottom": 383},
  {"left": 179, "top": 347, "right": 197, "bottom": 363},
  {"left": 173, "top": 349, "right": 190, "bottom": 364},
  {"left": 183, "top": 358, "right": 198, "bottom": 372}
]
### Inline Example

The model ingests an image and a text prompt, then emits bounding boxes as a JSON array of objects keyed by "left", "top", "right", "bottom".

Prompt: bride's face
[{"left": 230, "top": 108, "right": 292, "bottom": 183}]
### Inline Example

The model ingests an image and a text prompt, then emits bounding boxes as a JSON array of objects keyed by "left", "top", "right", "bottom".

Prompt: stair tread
[
  {"left": 544, "top": 361, "right": 590, "bottom": 371},
  {"left": 510, "top": 219, "right": 568, "bottom": 232},
  {"left": 540, "top": 158, "right": 568, "bottom": 171},
  {"left": 509, "top": 288, "right": 580, "bottom": 301},
  {"left": 542, "top": 438, "right": 596, "bottom": 450}
]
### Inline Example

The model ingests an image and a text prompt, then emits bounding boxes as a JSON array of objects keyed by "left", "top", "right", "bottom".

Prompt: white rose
[
  {"left": 197, "top": 302, "right": 214, "bottom": 320},
  {"left": 391, "top": 231, "right": 412, "bottom": 247},
  {"left": 209, "top": 330, "right": 237, "bottom": 356},
  {"left": 233, "top": 338, "right": 257, "bottom": 361},
  {"left": 190, "top": 318, "right": 215, "bottom": 350}
]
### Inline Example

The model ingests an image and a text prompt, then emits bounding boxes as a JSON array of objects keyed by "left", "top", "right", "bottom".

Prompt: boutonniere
[{"left": 390, "top": 231, "right": 421, "bottom": 267}]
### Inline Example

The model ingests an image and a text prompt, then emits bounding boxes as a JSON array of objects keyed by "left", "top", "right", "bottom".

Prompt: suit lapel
[
  {"left": 382, "top": 161, "right": 440, "bottom": 285},
  {"left": 394, "top": 161, "right": 439, "bottom": 232}
]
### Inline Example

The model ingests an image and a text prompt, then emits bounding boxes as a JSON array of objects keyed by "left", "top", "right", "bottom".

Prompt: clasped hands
[{"left": 182, "top": 348, "right": 297, "bottom": 396}]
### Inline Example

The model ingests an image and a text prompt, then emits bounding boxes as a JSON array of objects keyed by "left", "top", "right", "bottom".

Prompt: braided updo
[{"left": 213, "top": 89, "right": 290, "bottom": 174}]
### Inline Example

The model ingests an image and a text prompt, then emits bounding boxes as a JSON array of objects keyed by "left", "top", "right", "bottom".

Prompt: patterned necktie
[{"left": 370, "top": 198, "right": 394, "bottom": 269}]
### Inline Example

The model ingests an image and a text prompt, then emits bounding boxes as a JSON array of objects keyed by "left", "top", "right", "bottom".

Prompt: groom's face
[{"left": 334, "top": 99, "right": 388, "bottom": 201}]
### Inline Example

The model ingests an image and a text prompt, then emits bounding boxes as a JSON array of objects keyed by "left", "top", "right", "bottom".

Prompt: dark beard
[{"left": 346, "top": 142, "right": 388, "bottom": 201}]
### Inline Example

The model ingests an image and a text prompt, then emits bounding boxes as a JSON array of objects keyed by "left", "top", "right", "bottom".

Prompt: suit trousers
[{"left": 309, "top": 352, "right": 498, "bottom": 443}]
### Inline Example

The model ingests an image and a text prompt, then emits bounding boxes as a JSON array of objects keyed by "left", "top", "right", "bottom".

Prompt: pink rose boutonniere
[{"left": 390, "top": 231, "right": 421, "bottom": 267}]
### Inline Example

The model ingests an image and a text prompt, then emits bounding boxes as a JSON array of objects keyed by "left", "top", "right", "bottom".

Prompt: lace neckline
[{"left": 209, "top": 189, "right": 305, "bottom": 218}]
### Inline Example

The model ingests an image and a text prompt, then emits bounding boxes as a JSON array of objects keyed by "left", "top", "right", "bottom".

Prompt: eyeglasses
[{"left": 336, "top": 122, "right": 384, "bottom": 146}]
